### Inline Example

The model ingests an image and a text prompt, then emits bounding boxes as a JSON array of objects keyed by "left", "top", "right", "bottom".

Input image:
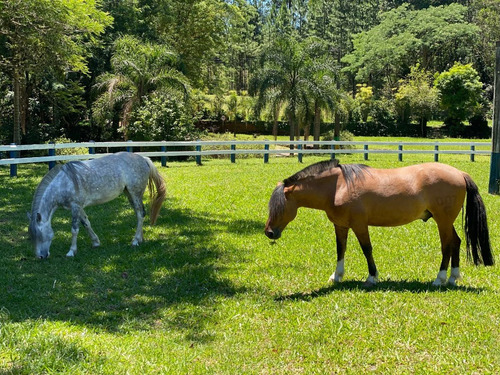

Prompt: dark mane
[
  {"left": 268, "top": 183, "right": 286, "bottom": 222},
  {"left": 283, "top": 159, "right": 371, "bottom": 187}
]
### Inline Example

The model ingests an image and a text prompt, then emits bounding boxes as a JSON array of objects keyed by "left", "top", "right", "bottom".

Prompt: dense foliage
[{"left": 1, "top": 0, "right": 499, "bottom": 144}]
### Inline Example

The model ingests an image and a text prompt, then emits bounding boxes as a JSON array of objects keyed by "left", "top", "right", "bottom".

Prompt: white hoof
[
  {"left": 328, "top": 272, "right": 343, "bottom": 283},
  {"left": 433, "top": 270, "right": 447, "bottom": 286},
  {"left": 447, "top": 267, "right": 461, "bottom": 286},
  {"left": 66, "top": 250, "right": 75, "bottom": 257},
  {"left": 92, "top": 240, "right": 100, "bottom": 248},
  {"left": 432, "top": 278, "right": 444, "bottom": 286},
  {"left": 364, "top": 274, "right": 378, "bottom": 286},
  {"left": 329, "top": 259, "right": 345, "bottom": 283}
]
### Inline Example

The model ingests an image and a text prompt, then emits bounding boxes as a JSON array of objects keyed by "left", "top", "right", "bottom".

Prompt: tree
[
  {"left": 0, "top": 0, "right": 112, "bottom": 144},
  {"left": 343, "top": 4, "right": 480, "bottom": 90},
  {"left": 395, "top": 64, "right": 438, "bottom": 136},
  {"left": 250, "top": 36, "right": 333, "bottom": 144},
  {"left": 93, "top": 36, "right": 189, "bottom": 139},
  {"left": 152, "top": 0, "right": 228, "bottom": 88},
  {"left": 434, "top": 62, "right": 483, "bottom": 127}
]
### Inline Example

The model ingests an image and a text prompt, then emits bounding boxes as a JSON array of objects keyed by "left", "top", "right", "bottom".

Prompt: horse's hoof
[
  {"left": 92, "top": 241, "right": 101, "bottom": 248},
  {"left": 364, "top": 275, "right": 378, "bottom": 287},
  {"left": 433, "top": 270, "right": 447, "bottom": 287},
  {"left": 329, "top": 274, "right": 343, "bottom": 283},
  {"left": 432, "top": 279, "right": 445, "bottom": 287},
  {"left": 66, "top": 251, "right": 75, "bottom": 257}
]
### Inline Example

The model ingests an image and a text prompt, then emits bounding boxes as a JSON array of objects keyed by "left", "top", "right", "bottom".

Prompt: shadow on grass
[
  {"left": 274, "top": 280, "right": 488, "bottom": 302},
  {"left": 1, "top": 175, "right": 262, "bottom": 342}
]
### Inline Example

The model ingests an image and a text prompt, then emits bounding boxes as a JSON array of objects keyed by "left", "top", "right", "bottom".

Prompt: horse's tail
[
  {"left": 463, "top": 173, "right": 494, "bottom": 266},
  {"left": 144, "top": 157, "right": 166, "bottom": 225}
]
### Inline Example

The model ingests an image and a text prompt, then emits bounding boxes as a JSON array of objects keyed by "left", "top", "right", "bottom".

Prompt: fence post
[
  {"left": 264, "top": 141, "right": 269, "bottom": 163},
  {"left": 298, "top": 143, "right": 303, "bottom": 163},
  {"left": 9, "top": 143, "right": 17, "bottom": 178},
  {"left": 161, "top": 144, "right": 167, "bottom": 167},
  {"left": 231, "top": 144, "right": 236, "bottom": 163},
  {"left": 434, "top": 144, "right": 439, "bottom": 162},
  {"left": 48, "top": 142, "right": 56, "bottom": 170},
  {"left": 364, "top": 144, "right": 369, "bottom": 161},
  {"left": 398, "top": 144, "right": 403, "bottom": 162},
  {"left": 196, "top": 141, "right": 202, "bottom": 166},
  {"left": 470, "top": 145, "right": 475, "bottom": 162},
  {"left": 88, "top": 140, "right": 96, "bottom": 155},
  {"left": 489, "top": 41, "right": 500, "bottom": 194},
  {"left": 126, "top": 140, "right": 133, "bottom": 152},
  {"left": 330, "top": 142, "right": 336, "bottom": 160}
]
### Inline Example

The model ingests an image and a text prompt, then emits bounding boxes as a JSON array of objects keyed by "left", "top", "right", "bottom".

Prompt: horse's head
[
  {"left": 265, "top": 183, "right": 298, "bottom": 240},
  {"left": 28, "top": 212, "right": 54, "bottom": 259}
]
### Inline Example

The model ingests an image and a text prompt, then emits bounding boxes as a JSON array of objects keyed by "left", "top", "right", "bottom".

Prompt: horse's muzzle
[{"left": 265, "top": 228, "right": 281, "bottom": 240}]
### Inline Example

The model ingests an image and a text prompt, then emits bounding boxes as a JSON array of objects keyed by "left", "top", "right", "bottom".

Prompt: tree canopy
[{"left": 0, "top": 0, "right": 498, "bottom": 144}]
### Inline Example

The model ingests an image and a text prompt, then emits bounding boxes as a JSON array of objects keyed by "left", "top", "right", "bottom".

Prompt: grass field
[{"left": 1, "top": 150, "right": 499, "bottom": 374}]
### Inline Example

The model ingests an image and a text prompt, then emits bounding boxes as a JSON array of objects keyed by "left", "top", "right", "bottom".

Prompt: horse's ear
[
  {"left": 36, "top": 213, "right": 42, "bottom": 223},
  {"left": 283, "top": 185, "right": 295, "bottom": 198}
]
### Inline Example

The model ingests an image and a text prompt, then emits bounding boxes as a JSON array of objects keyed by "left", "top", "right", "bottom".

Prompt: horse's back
[
  {"left": 342, "top": 163, "right": 467, "bottom": 227},
  {"left": 77, "top": 152, "right": 151, "bottom": 206}
]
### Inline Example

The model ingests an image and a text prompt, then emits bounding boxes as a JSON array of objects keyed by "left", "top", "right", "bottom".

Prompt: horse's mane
[
  {"left": 30, "top": 164, "right": 63, "bottom": 216},
  {"left": 268, "top": 159, "right": 371, "bottom": 220},
  {"left": 283, "top": 159, "right": 370, "bottom": 187},
  {"left": 30, "top": 161, "right": 87, "bottom": 215}
]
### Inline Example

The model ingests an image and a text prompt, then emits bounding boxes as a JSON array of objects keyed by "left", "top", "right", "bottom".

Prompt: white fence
[{"left": 0, "top": 140, "right": 492, "bottom": 177}]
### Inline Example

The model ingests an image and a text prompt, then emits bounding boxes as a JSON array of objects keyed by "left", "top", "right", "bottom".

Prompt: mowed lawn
[{"left": 1, "top": 152, "right": 499, "bottom": 374}]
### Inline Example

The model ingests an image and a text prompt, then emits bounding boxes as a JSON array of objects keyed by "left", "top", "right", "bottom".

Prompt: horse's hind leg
[
  {"left": 329, "top": 225, "right": 349, "bottom": 283},
  {"left": 433, "top": 222, "right": 461, "bottom": 286},
  {"left": 124, "top": 188, "right": 146, "bottom": 246}
]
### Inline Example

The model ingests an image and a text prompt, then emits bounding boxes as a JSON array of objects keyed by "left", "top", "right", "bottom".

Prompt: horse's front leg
[
  {"left": 67, "top": 206, "right": 81, "bottom": 257},
  {"left": 329, "top": 225, "right": 349, "bottom": 283},
  {"left": 353, "top": 226, "right": 379, "bottom": 286}
]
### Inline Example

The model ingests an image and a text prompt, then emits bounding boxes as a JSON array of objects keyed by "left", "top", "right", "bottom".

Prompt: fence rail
[{"left": 0, "top": 140, "right": 492, "bottom": 177}]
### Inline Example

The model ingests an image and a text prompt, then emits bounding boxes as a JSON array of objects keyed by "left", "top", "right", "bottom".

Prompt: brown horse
[{"left": 265, "top": 160, "right": 494, "bottom": 286}]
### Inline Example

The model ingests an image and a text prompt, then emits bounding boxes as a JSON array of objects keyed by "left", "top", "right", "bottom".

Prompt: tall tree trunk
[
  {"left": 334, "top": 110, "right": 341, "bottom": 141},
  {"left": 304, "top": 123, "right": 310, "bottom": 141},
  {"left": 273, "top": 106, "right": 279, "bottom": 141},
  {"left": 13, "top": 69, "right": 21, "bottom": 144},
  {"left": 313, "top": 102, "right": 321, "bottom": 148},
  {"left": 421, "top": 117, "right": 428, "bottom": 138},
  {"left": 21, "top": 74, "right": 28, "bottom": 136},
  {"left": 288, "top": 111, "right": 294, "bottom": 150},
  {"left": 334, "top": 79, "right": 341, "bottom": 141}
]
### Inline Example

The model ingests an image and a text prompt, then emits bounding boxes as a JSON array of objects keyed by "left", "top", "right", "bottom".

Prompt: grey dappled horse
[{"left": 28, "top": 152, "right": 166, "bottom": 258}]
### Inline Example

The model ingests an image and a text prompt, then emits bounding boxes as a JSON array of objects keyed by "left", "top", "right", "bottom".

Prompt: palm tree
[
  {"left": 250, "top": 36, "right": 336, "bottom": 145},
  {"left": 93, "top": 36, "right": 189, "bottom": 138},
  {"left": 250, "top": 37, "right": 308, "bottom": 145},
  {"left": 303, "top": 53, "right": 339, "bottom": 143}
]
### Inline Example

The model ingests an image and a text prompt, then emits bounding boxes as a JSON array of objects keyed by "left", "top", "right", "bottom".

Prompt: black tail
[{"left": 464, "top": 174, "right": 494, "bottom": 266}]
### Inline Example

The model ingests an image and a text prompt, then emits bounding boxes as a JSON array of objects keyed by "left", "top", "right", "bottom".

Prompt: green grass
[{"left": 1, "top": 152, "right": 499, "bottom": 374}]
